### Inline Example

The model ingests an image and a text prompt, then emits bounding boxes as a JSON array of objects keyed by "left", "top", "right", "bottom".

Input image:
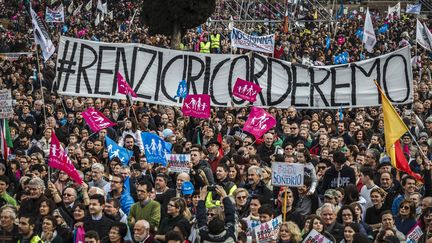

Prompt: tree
[{"left": 141, "top": 0, "right": 216, "bottom": 49}]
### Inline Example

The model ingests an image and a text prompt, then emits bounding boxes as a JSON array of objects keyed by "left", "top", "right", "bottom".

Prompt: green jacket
[
  {"left": 128, "top": 199, "right": 161, "bottom": 232},
  {"left": 1, "top": 192, "right": 17, "bottom": 206}
]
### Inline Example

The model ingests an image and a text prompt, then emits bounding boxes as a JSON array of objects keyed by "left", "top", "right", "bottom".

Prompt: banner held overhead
[{"left": 56, "top": 36, "right": 413, "bottom": 109}]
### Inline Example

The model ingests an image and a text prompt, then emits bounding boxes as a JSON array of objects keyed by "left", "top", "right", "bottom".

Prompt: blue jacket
[{"left": 108, "top": 190, "right": 135, "bottom": 215}]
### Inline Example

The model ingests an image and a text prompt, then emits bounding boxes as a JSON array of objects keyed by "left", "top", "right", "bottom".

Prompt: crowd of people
[{"left": 0, "top": 0, "right": 431, "bottom": 242}]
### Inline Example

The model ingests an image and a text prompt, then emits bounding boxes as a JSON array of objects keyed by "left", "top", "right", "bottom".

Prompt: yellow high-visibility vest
[
  {"left": 200, "top": 41, "right": 211, "bottom": 53},
  {"left": 210, "top": 34, "right": 220, "bottom": 49}
]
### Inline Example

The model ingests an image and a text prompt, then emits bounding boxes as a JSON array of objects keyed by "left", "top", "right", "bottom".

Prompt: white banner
[
  {"left": 254, "top": 215, "right": 282, "bottom": 243},
  {"left": 231, "top": 27, "right": 275, "bottom": 53},
  {"left": 0, "top": 90, "right": 14, "bottom": 119},
  {"left": 55, "top": 36, "right": 413, "bottom": 109}
]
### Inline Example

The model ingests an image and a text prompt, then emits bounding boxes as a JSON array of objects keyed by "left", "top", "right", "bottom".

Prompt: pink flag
[
  {"left": 181, "top": 94, "right": 211, "bottom": 119},
  {"left": 82, "top": 107, "right": 116, "bottom": 132},
  {"left": 243, "top": 107, "right": 276, "bottom": 139},
  {"left": 117, "top": 72, "right": 137, "bottom": 98},
  {"left": 233, "top": 78, "right": 262, "bottom": 102},
  {"left": 49, "top": 133, "right": 83, "bottom": 184}
]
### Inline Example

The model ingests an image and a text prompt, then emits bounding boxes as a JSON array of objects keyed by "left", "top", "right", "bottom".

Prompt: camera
[{"left": 207, "top": 185, "right": 216, "bottom": 192}]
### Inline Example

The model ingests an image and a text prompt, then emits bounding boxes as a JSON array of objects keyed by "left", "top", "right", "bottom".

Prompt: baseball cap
[
  {"left": 324, "top": 189, "right": 338, "bottom": 199},
  {"left": 181, "top": 181, "right": 194, "bottom": 195}
]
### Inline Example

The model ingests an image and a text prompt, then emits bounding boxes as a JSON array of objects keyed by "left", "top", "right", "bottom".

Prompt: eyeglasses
[
  {"left": 207, "top": 213, "right": 216, "bottom": 217},
  {"left": 63, "top": 193, "right": 74, "bottom": 197},
  {"left": 110, "top": 180, "right": 122, "bottom": 184},
  {"left": 236, "top": 196, "right": 247, "bottom": 200},
  {"left": 167, "top": 203, "right": 177, "bottom": 208},
  {"left": 400, "top": 205, "right": 410, "bottom": 210}
]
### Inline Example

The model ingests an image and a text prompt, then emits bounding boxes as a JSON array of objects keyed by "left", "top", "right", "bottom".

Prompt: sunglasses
[
  {"left": 236, "top": 196, "right": 247, "bottom": 200},
  {"left": 400, "top": 205, "right": 410, "bottom": 210},
  {"left": 207, "top": 213, "right": 216, "bottom": 217}
]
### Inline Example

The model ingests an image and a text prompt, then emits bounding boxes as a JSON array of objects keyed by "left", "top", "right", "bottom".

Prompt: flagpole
[
  {"left": 282, "top": 187, "right": 288, "bottom": 222},
  {"left": 34, "top": 42, "right": 49, "bottom": 126}
]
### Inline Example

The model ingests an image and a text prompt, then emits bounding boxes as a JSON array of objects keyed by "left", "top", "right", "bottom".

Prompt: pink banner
[
  {"left": 49, "top": 133, "right": 83, "bottom": 184},
  {"left": 117, "top": 72, "right": 137, "bottom": 98},
  {"left": 233, "top": 78, "right": 262, "bottom": 102},
  {"left": 181, "top": 94, "right": 211, "bottom": 119},
  {"left": 243, "top": 107, "right": 276, "bottom": 139},
  {"left": 82, "top": 107, "right": 116, "bottom": 132}
]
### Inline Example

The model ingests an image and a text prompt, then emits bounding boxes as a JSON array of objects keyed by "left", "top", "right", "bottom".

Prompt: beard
[{"left": 134, "top": 233, "right": 146, "bottom": 242}]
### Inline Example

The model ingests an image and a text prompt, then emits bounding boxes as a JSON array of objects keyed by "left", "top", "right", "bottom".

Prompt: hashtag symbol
[{"left": 56, "top": 40, "right": 78, "bottom": 92}]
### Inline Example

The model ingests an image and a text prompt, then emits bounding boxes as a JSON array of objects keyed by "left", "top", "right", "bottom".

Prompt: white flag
[
  {"left": 73, "top": 3, "right": 83, "bottom": 16},
  {"left": 102, "top": 2, "right": 108, "bottom": 14},
  {"left": 362, "top": 9, "right": 376, "bottom": 53},
  {"left": 108, "top": 11, "right": 113, "bottom": 20},
  {"left": 416, "top": 20, "right": 430, "bottom": 50},
  {"left": 424, "top": 22, "right": 432, "bottom": 48},
  {"left": 68, "top": 0, "right": 74, "bottom": 14},
  {"left": 85, "top": 0, "right": 92, "bottom": 11},
  {"left": 97, "top": 0, "right": 103, "bottom": 12},
  {"left": 30, "top": 7, "right": 55, "bottom": 62},
  {"left": 95, "top": 13, "right": 100, "bottom": 26},
  {"left": 228, "top": 16, "right": 234, "bottom": 31},
  {"left": 387, "top": 2, "right": 400, "bottom": 19}
]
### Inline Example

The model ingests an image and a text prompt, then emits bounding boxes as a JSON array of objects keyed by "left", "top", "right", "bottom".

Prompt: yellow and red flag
[{"left": 377, "top": 81, "right": 423, "bottom": 182}]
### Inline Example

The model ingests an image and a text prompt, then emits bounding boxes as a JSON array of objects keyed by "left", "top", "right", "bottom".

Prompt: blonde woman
[
  {"left": 277, "top": 221, "right": 302, "bottom": 243},
  {"left": 261, "top": 166, "right": 273, "bottom": 190}
]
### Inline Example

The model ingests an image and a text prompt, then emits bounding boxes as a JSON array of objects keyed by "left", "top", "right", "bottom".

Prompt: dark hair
[
  {"left": 258, "top": 204, "right": 274, "bottom": 217},
  {"left": 297, "top": 148, "right": 311, "bottom": 161},
  {"left": 401, "top": 175, "right": 416, "bottom": 186},
  {"left": 250, "top": 195, "right": 264, "bottom": 205},
  {"left": 217, "top": 163, "right": 229, "bottom": 172},
  {"left": 85, "top": 230, "right": 100, "bottom": 240},
  {"left": 398, "top": 199, "right": 416, "bottom": 219},
  {"left": 19, "top": 215, "right": 36, "bottom": 227},
  {"left": 380, "top": 210, "right": 393, "bottom": 221},
  {"left": 0, "top": 175, "right": 10, "bottom": 184},
  {"left": 307, "top": 215, "right": 326, "bottom": 233},
  {"left": 89, "top": 194, "right": 105, "bottom": 205},
  {"left": 165, "top": 230, "right": 184, "bottom": 242},
  {"left": 360, "top": 165, "right": 374, "bottom": 179},
  {"left": 337, "top": 205, "right": 358, "bottom": 224},
  {"left": 43, "top": 215, "right": 58, "bottom": 229},
  {"left": 39, "top": 198, "right": 57, "bottom": 215},
  {"left": 110, "top": 222, "right": 128, "bottom": 238},
  {"left": 111, "top": 174, "right": 124, "bottom": 184},
  {"left": 303, "top": 175, "right": 312, "bottom": 189},
  {"left": 137, "top": 179, "right": 153, "bottom": 192},
  {"left": 106, "top": 198, "right": 121, "bottom": 209},
  {"left": 333, "top": 151, "right": 346, "bottom": 164},
  {"left": 343, "top": 184, "right": 360, "bottom": 205},
  {"left": 208, "top": 218, "right": 225, "bottom": 235}
]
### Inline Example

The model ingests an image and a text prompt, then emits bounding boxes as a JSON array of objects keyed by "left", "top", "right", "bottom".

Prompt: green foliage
[{"left": 141, "top": 0, "right": 216, "bottom": 36}]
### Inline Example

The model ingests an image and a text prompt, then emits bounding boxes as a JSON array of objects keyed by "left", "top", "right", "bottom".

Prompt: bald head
[{"left": 176, "top": 172, "right": 190, "bottom": 190}]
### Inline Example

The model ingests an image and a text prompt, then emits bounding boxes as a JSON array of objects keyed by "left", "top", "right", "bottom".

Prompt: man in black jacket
[
  {"left": 84, "top": 194, "right": 114, "bottom": 238},
  {"left": 189, "top": 145, "right": 214, "bottom": 188},
  {"left": 320, "top": 151, "right": 356, "bottom": 196},
  {"left": 196, "top": 186, "right": 236, "bottom": 242},
  {"left": 244, "top": 166, "right": 273, "bottom": 205}
]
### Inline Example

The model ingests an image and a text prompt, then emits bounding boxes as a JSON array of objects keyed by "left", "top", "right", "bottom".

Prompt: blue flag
[
  {"left": 142, "top": 132, "right": 172, "bottom": 165},
  {"left": 174, "top": 79, "right": 188, "bottom": 99},
  {"left": 325, "top": 36, "right": 331, "bottom": 50},
  {"left": 378, "top": 24, "right": 388, "bottom": 34},
  {"left": 105, "top": 136, "right": 134, "bottom": 165}
]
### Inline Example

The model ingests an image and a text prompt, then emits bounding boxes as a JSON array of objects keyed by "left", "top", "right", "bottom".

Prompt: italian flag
[{"left": 1, "top": 119, "right": 13, "bottom": 161}]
